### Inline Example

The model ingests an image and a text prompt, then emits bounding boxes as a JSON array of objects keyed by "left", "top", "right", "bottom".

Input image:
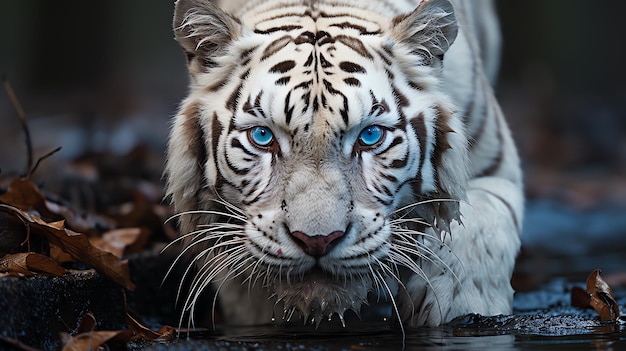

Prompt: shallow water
[{"left": 133, "top": 282, "right": 626, "bottom": 351}]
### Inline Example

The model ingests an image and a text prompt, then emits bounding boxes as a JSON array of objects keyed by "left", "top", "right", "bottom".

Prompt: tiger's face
[{"left": 167, "top": 0, "right": 469, "bottom": 324}]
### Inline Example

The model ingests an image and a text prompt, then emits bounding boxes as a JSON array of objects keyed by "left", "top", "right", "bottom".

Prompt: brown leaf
[
  {"left": 0, "top": 178, "right": 61, "bottom": 221},
  {"left": 0, "top": 252, "right": 65, "bottom": 276},
  {"left": 45, "top": 200, "right": 115, "bottom": 236},
  {"left": 586, "top": 269, "right": 620, "bottom": 321},
  {"left": 91, "top": 227, "right": 150, "bottom": 258},
  {"left": 50, "top": 244, "right": 74, "bottom": 263},
  {"left": 0, "top": 204, "right": 135, "bottom": 290},
  {"left": 76, "top": 312, "right": 97, "bottom": 334},
  {"left": 60, "top": 312, "right": 133, "bottom": 351},
  {"left": 125, "top": 313, "right": 177, "bottom": 341},
  {"left": 0, "top": 178, "right": 115, "bottom": 236}
]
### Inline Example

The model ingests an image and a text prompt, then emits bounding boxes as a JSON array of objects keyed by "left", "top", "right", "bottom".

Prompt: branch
[{"left": 2, "top": 76, "right": 33, "bottom": 174}]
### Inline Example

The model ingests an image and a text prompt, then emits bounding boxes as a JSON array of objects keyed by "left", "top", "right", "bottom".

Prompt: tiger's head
[{"left": 166, "top": 0, "right": 469, "bottom": 324}]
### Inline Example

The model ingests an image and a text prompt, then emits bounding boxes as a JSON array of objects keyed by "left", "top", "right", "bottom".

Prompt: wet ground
[{"left": 123, "top": 282, "right": 625, "bottom": 351}]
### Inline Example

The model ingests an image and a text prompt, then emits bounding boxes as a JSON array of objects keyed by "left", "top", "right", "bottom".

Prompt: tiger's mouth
[{"left": 272, "top": 265, "right": 372, "bottom": 325}]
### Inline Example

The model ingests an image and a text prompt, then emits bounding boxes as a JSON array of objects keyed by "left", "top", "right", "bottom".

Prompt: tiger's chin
[{"left": 271, "top": 267, "right": 372, "bottom": 326}]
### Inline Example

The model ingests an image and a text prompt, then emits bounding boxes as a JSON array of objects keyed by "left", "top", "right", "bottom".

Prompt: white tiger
[{"left": 165, "top": 0, "right": 523, "bottom": 327}]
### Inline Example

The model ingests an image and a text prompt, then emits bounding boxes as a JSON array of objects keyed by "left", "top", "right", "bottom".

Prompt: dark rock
[{"left": 0, "top": 270, "right": 125, "bottom": 350}]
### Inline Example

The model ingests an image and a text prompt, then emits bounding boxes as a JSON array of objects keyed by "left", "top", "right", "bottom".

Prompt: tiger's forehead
[
  {"left": 240, "top": 3, "right": 391, "bottom": 34},
  {"left": 232, "top": 5, "right": 399, "bottom": 134}
]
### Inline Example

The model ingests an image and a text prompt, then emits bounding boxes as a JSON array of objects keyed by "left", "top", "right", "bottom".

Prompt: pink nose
[{"left": 290, "top": 230, "right": 346, "bottom": 257}]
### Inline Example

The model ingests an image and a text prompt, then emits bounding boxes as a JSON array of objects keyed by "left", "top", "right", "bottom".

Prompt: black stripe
[
  {"left": 261, "top": 35, "right": 292, "bottom": 60},
  {"left": 304, "top": 53, "right": 314, "bottom": 67},
  {"left": 254, "top": 25, "right": 302, "bottom": 35},
  {"left": 231, "top": 138, "right": 255, "bottom": 158},
  {"left": 211, "top": 113, "right": 225, "bottom": 188},
  {"left": 294, "top": 80, "right": 313, "bottom": 90},
  {"left": 339, "top": 61, "right": 366, "bottom": 73},
  {"left": 316, "top": 31, "right": 334, "bottom": 45},
  {"left": 319, "top": 53, "right": 333, "bottom": 68},
  {"left": 431, "top": 107, "right": 454, "bottom": 176},
  {"left": 375, "top": 48, "right": 392, "bottom": 65},
  {"left": 392, "top": 84, "right": 409, "bottom": 108},
  {"left": 284, "top": 91, "right": 295, "bottom": 125},
  {"left": 301, "top": 91, "right": 311, "bottom": 113},
  {"left": 344, "top": 78, "right": 360, "bottom": 87},
  {"left": 335, "top": 35, "right": 372, "bottom": 59},
  {"left": 240, "top": 46, "right": 258, "bottom": 66},
  {"left": 275, "top": 77, "right": 290, "bottom": 85},
  {"left": 270, "top": 60, "right": 296, "bottom": 73},
  {"left": 225, "top": 82, "right": 243, "bottom": 112},
  {"left": 380, "top": 172, "right": 398, "bottom": 182},
  {"left": 225, "top": 149, "right": 250, "bottom": 175},
  {"left": 322, "top": 79, "right": 349, "bottom": 125},
  {"left": 409, "top": 113, "right": 428, "bottom": 191},
  {"left": 330, "top": 22, "right": 381, "bottom": 35},
  {"left": 295, "top": 31, "right": 316, "bottom": 45}
]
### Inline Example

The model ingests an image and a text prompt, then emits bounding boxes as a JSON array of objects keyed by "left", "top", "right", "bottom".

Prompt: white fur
[{"left": 167, "top": 0, "right": 523, "bottom": 328}]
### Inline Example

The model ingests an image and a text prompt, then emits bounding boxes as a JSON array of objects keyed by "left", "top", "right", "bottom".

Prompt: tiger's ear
[
  {"left": 174, "top": 0, "right": 242, "bottom": 75},
  {"left": 391, "top": 0, "right": 458, "bottom": 64}
]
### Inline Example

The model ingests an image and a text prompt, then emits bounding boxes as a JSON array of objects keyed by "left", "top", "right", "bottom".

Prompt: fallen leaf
[
  {"left": 91, "top": 227, "right": 150, "bottom": 258},
  {"left": 76, "top": 312, "right": 97, "bottom": 334},
  {"left": 0, "top": 177, "right": 115, "bottom": 236},
  {"left": 60, "top": 312, "right": 132, "bottom": 351},
  {"left": 0, "top": 252, "right": 65, "bottom": 276},
  {"left": 0, "top": 204, "right": 135, "bottom": 290},
  {"left": 0, "top": 178, "right": 61, "bottom": 221},
  {"left": 45, "top": 199, "right": 115, "bottom": 236},
  {"left": 125, "top": 312, "right": 176, "bottom": 341},
  {"left": 586, "top": 269, "right": 620, "bottom": 321},
  {"left": 49, "top": 244, "right": 74, "bottom": 263}
]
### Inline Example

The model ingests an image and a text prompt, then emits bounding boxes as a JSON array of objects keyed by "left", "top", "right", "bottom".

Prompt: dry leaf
[
  {"left": 586, "top": 269, "right": 620, "bottom": 321},
  {"left": 125, "top": 312, "right": 177, "bottom": 341},
  {"left": 0, "top": 204, "right": 135, "bottom": 290},
  {"left": 91, "top": 227, "right": 150, "bottom": 258},
  {"left": 0, "top": 252, "right": 65, "bottom": 276},
  {"left": 50, "top": 244, "right": 74, "bottom": 263},
  {"left": 76, "top": 312, "right": 97, "bottom": 334},
  {"left": 0, "top": 177, "right": 114, "bottom": 236},
  {"left": 0, "top": 178, "right": 61, "bottom": 221},
  {"left": 45, "top": 200, "right": 115, "bottom": 236},
  {"left": 60, "top": 312, "right": 132, "bottom": 351}
]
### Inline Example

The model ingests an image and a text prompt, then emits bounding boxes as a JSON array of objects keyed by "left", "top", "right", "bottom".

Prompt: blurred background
[{"left": 1, "top": 0, "right": 625, "bottom": 290}]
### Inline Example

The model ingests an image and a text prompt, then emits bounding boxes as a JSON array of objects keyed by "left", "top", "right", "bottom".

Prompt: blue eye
[
  {"left": 358, "top": 125, "right": 385, "bottom": 147},
  {"left": 248, "top": 126, "right": 274, "bottom": 147}
]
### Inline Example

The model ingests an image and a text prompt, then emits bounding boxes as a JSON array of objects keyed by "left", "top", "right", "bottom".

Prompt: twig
[
  {"left": 2, "top": 76, "right": 33, "bottom": 174},
  {"left": 28, "top": 147, "right": 62, "bottom": 179}
]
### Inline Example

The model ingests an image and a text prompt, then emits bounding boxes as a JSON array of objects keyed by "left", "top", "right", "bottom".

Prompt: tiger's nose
[{"left": 290, "top": 230, "right": 346, "bottom": 257}]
